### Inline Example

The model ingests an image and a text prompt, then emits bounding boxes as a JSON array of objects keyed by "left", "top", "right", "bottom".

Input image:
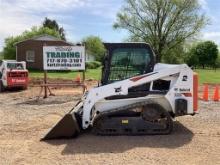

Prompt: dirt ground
[{"left": 0, "top": 86, "right": 220, "bottom": 165}]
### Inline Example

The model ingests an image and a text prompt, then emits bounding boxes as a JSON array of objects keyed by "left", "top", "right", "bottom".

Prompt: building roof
[{"left": 14, "top": 34, "right": 73, "bottom": 45}]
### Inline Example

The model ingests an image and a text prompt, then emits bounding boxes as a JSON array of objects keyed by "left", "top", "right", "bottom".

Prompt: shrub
[{"left": 86, "top": 61, "right": 102, "bottom": 69}]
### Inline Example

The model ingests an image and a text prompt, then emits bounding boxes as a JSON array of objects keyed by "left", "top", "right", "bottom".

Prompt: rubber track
[{"left": 92, "top": 99, "right": 173, "bottom": 136}]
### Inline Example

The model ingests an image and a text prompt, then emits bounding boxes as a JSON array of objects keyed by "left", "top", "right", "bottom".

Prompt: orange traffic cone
[
  {"left": 202, "top": 84, "right": 209, "bottom": 101},
  {"left": 213, "top": 86, "right": 219, "bottom": 102},
  {"left": 75, "top": 73, "right": 81, "bottom": 83}
]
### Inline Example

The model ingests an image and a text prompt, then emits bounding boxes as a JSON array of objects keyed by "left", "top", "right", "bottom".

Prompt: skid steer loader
[
  {"left": 43, "top": 43, "right": 198, "bottom": 140},
  {"left": 0, "top": 60, "right": 28, "bottom": 92}
]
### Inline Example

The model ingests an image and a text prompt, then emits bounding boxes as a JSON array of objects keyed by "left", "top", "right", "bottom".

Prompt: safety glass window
[{"left": 109, "top": 48, "right": 151, "bottom": 82}]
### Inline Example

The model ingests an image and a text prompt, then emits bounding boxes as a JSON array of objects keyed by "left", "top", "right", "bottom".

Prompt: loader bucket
[{"left": 42, "top": 113, "right": 80, "bottom": 140}]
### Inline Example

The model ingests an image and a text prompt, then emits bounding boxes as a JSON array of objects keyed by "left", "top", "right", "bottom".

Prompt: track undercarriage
[
  {"left": 92, "top": 101, "right": 173, "bottom": 136},
  {"left": 43, "top": 100, "right": 173, "bottom": 140}
]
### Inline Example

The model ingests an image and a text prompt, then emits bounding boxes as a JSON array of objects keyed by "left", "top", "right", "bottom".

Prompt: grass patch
[
  {"left": 29, "top": 68, "right": 102, "bottom": 80},
  {"left": 29, "top": 68, "right": 220, "bottom": 85},
  {"left": 195, "top": 69, "right": 220, "bottom": 84}
]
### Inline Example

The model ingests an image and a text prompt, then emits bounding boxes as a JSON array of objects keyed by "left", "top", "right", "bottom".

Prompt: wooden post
[
  {"left": 81, "top": 70, "right": 86, "bottom": 93},
  {"left": 44, "top": 70, "right": 48, "bottom": 98},
  {"left": 82, "top": 70, "right": 85, "bottom": 82}
]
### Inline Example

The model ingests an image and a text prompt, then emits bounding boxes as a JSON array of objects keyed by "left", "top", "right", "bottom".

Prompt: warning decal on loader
[{"left": 122, "top": 120, "right": 129, "bottom": 124}]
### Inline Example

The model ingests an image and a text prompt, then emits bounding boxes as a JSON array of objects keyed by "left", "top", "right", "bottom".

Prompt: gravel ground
[{"left": 0, "top": 87, "right": 220, "bottom": 165}]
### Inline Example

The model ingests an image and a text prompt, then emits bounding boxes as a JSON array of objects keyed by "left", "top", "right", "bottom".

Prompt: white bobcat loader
[
  {"left": 0, "top": 60, "right": 28, "bottom": 92},
  {"left": 43, "top": 43, "right": 198, "bottom": 140}
]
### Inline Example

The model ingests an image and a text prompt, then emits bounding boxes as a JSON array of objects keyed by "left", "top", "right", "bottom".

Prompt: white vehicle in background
[{"left": 0, "top": 60, "right": 29, "bottom": 92}]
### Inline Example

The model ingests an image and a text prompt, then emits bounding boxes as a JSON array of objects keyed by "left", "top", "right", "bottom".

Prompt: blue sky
[{"left": 0, "top": 0, "right": 219, "bottom": 51}]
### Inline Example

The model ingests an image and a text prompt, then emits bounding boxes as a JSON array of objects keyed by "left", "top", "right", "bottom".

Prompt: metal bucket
[{"left": 42, "top": 113, "right": 81, "bottom": 140}]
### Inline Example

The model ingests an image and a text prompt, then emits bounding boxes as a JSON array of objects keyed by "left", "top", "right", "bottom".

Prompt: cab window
[
  {"left": 109, "top": 48, "right": 151, "bottom": 82},
  {"left": 7, "top": 63, "right": 24, "bottom": 70}
]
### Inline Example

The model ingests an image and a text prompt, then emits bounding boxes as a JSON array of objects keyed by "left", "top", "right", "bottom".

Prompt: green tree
[
  {"left": 215, "top": 54, "right": 220, "bottom": 69},
  {"left": 185, "top": 45, "right": 199, "bottom": 67},
  {"left": 0, "top": 51, "right": 3, "bottom": 60},
  {"left": 3, "top": 26, "right": 60, "bottom": 59},
  {"left": 162, "top": 44, "right": 186, "bottom": 64},
  {"left": 83, "top": 36, "right": 106, "bottom": 62},
  {"left": 114, "top": 0, "right": 208, "bottom": 63},
  {"left": 189, "top": 41, "right": 218, "bottom": 68},
  {"left": 43, "top": 17, "right": 66, "bottom": 40}
]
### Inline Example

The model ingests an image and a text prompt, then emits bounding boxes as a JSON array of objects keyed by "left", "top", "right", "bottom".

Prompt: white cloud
[
  {"left": 0, "top": 0, "right": 122, "bottom": 51},
  {"left": 198, "top": 0, "right": 208, "bottom": 10},
  {"left": 2, "top": 0, "right": 91, "bottom": 13},
  {"left": 0, "top": 0, "right": 93, "bottom": 51},
  {"left": 199, "top": 0, "right": 220, "bottom": 45},
  {"left": 86, "top": 0, "right": 121, "bottom": 20},
  {"left": 203, "top": 32, "right": 220, "bottom": 38},
  {"left": 202, "top": 32, "right": 220, "bottom": 44}
]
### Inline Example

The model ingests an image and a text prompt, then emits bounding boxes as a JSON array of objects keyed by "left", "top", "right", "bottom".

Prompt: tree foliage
[
  {"left": 215, "top": 54, "right": 220, "bottom": 68},
  {"left": 3, "top": 26, "right": 60, "bottom": 59},
  {"left": 185, "top": 45, "right": 199, "bottom": 67},
  {"left": 162, "top": 44, "right": 186, "bottom": 64},
  {"left": 43, "top": 17, "right": 66, "bottom": 40},
  {"left": 83, "top": 36, "right": 106, "bottom": 62},
  {"left": 187, "top": 41, "right": 218, "bottom": 68},
  {"left": 0, "top": 51, "right": 3, "bottom": 60},
  {"left": 114, "top": 0, "right": 208, "bottom": 63}
]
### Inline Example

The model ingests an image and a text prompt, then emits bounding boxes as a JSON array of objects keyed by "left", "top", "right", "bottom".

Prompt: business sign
[{"left": 43, "top": 46, "right": 85, "bottom": 70}]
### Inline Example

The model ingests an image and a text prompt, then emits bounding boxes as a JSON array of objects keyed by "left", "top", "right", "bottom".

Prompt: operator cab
[
  {"left": 0, "top": 60, "right": 26, "bottom": 71},
  {"left": 7, "top": 62, "right": 25, "bottom": 70},
  {"left": 102, "top": 43, "right": 155, "bottom": 84},
  {"left": 102, "top": 43, "right": 155, "bottom": 98}
]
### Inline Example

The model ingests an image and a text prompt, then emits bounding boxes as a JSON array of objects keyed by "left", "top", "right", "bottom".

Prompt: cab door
[{"left": 101, "top": 43, "right": 155, "bottom": 98}]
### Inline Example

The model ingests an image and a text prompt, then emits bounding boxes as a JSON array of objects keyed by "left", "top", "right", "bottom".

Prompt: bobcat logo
[
  {"left": 182, "top": 75, "right": 188, "bottom": 81},
  {"left": 115, "top": 87, "right": 122, "bottom": 93}
]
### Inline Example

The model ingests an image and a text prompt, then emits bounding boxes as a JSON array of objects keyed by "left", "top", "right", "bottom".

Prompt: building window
[{"left": 26, "top": 50, "right": 35, "bottom": 62}]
